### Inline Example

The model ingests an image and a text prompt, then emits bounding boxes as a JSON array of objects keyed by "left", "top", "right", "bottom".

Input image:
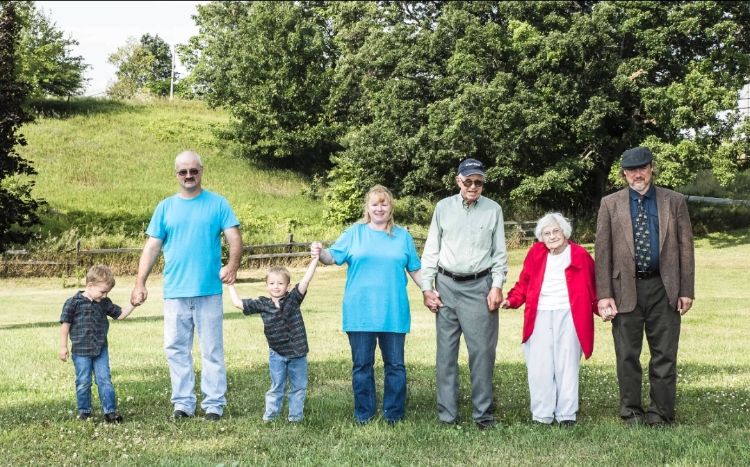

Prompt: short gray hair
[
  {"left": 534, "top": 212, "right": 572, "bottom": 242},
  {"left": 174, "top": 150, "right": 203, "bottom": 169}
]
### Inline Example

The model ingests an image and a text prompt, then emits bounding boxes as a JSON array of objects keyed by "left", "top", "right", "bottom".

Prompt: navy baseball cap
[
  {"left": 458, "top": 158, "right": 486, "bottom": 177},
  {"left": 621, "top": 147, "right": 653, "bottom": 168}
]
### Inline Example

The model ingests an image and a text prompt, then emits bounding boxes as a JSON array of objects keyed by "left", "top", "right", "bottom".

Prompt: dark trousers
[{"left": 612, "top": 276, "right": 681, "bottom": 423}]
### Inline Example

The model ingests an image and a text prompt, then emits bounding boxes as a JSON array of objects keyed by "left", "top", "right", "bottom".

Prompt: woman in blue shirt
[{"left": 312, "top": 185, "right": 422, "bottom": 424}]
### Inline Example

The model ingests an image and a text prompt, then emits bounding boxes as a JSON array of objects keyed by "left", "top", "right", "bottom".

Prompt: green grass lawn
[{"left": 1, "top": 233, "right": 749, "bottom": 465}]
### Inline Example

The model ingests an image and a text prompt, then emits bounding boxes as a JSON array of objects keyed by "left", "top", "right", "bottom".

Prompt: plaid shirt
[
  {"left": 59, "top": 291, "right": 122, "bottom": 357},
  {"left": 242, "top": 284, "right": 308, "bottom": 358}
]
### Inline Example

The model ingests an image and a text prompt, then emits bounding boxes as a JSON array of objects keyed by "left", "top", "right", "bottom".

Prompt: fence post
[
  {"left": 75, "top": 239, "right": 81, "bottom": 271},
  {"left": 287, "top": 233, "right": 294, "bottom": 253}
]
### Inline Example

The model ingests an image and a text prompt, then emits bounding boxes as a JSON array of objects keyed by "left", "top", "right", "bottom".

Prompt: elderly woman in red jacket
[{"left": 502, "top": 212, "right": 597, "bottom": 427}]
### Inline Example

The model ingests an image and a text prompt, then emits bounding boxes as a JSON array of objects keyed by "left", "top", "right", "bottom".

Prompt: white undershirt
[{"left": 537, "top": 244, "right": 571, "bottom": 311}]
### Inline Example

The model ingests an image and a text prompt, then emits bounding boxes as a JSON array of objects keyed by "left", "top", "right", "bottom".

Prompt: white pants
[{"left": 522, "top": 308, "right": 582, "bottom": 423}]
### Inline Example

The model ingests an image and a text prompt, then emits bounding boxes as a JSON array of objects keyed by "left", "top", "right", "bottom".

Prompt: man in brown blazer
[{"left": 595, "top": 146, "right": 695, "bottom": 427}]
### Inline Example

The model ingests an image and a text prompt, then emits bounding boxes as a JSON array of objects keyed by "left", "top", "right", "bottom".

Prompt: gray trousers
[{"left": 435, "top": 273, "right": 498, "bottom": 423}]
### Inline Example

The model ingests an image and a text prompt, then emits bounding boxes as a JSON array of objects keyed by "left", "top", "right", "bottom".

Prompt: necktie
[{"left": 634, "top": 197, "right": 651, "bottom": 272}]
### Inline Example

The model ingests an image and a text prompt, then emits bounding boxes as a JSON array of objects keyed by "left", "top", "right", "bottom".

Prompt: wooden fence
[{"left": 0, "top": 222, "right": 537, "bottom": 277}]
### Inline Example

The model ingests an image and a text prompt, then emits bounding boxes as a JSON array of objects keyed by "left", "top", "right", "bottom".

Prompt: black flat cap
[{"left": 621, "top": 146, "right": 653, "bottom": 168}]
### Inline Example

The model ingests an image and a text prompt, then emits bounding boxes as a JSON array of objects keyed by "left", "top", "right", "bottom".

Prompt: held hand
[
  {"left": 131, "top": 285, "right": 147, "bottom": 306},
  {"left": 597, "top": 298, "right": 618, "bottom": 321},
  {"left": 310, "top": 241, "right": 323, "bottom": 257},
  {"left": 220, "top": 264, "right": 238, "bottom": 285},
  {"left": 677, "top": 297, "right": 693, "bottom": 315},
  {"left": 59, "top": 347, "right": 68, "bottom": 362},
  {"left": 487, "top": 287, "right": 503, "bottom": 312},
  {"left": 423, "top": 290, "right": 443, "bottom": 313},
  {"left": 500, "top": 299, "right": 510, "bottom": 309}
]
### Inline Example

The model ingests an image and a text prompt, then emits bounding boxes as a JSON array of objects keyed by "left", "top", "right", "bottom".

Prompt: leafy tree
[
  {"left": 0, "top": 2, "right": 42, "bottom": 252},
  {"left": 181, "top": 1, "right": 750, "bottom": 221},
  {"left": 326, "top": 1, "right": 750, "bottom": 218},
  {"left": 180, "top": 1, "right": 340, "bottom": 172},
  {"left": 139, "top": 33, "right": 173, "bottom": 96},
  {"left": 13, "top": 2, "right": 87, "bottom": 98},
  {"left": 107, "top": 33, "right": 173, "bottom": 98}
]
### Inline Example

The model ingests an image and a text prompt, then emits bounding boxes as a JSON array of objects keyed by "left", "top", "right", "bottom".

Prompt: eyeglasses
[
  {"left": 542, "top": 228, "right": 562, "bottom": 239},
  {"left": 460, "top": 178, "right": 484, "bottom": 188},
  {"left": 176, "top": 168, "right": 201, "bottom": 177}
]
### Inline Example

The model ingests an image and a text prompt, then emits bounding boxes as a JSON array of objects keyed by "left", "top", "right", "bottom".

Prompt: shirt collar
[
  {"left": 459, "top": 194, "right": 481, "bottom": 209},
  {"left": 629, "top": 184, "right": 655, "bottom": 201}
]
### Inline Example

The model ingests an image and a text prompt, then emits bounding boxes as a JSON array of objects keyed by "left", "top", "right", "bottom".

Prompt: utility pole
[{"left": 170, "top": 43, "right": 175, "bottom": 100}]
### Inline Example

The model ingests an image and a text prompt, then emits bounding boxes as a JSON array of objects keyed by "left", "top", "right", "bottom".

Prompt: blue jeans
[
  {"left": 164, "top": 295, "right": 227, "bottom": 416},
  {"left": 72, "top": 346, "right": 117, "bottom": 415},
  {"left": 264, "top": 349, "right": 308, "bottom": 422},
  {"left": 347, "top": 332, "right": 406, "bottom": 423}
]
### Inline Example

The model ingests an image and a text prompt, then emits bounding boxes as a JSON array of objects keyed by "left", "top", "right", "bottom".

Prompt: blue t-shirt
[
  {"left": 329, "top": 223, "right": 421, "bottom": 333},
  {"left": 146, "top": 190, "right": 239, "bottom": 298}
]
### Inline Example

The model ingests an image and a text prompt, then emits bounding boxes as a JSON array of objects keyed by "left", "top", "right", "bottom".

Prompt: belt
[
  {"left": 438, "top": 266, "right": 491, "bottom": 282},
  {"left": 635, "top": 270, "right": 660, "bottom": 280}
]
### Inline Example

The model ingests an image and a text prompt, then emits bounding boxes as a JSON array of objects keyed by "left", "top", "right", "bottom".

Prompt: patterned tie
[{"left": 634, "top": 197, "right": 651, "bottom": 272}]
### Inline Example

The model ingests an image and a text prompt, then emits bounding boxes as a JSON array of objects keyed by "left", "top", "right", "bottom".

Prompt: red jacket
[{"left": 505, "top": 241, "right": 597, "bottom": 358}]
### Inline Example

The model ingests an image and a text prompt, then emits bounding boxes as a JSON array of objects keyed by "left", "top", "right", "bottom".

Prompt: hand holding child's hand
[
  {"left": 59, "top": 347, "right": 68, "bottom": 362},
  {"left": 310, "top": 241, "right": 323, "bottom": 258}
]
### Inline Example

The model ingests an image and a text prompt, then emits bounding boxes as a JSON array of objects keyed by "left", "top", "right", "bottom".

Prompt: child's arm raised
[
  {"left": 227, "top": 284, "right": 245, "bottom": 310},
  {"left": 59, "top": 323, "right": 70, "bottom": 362},
  {"left": 298, "top": 255, "right": 320, "bottom": 295}
]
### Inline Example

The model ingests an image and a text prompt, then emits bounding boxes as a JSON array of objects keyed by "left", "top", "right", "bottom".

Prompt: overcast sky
[{"left": 36, "top": 1, "right": 205, "bottom": 96}]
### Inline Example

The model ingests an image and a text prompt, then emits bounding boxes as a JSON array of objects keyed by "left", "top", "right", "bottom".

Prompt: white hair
[
  {"left": 174, "top": 150, "right": 203, "bottom": 169},
  {"left": 534, "top": 212, "right": 572, "bottom": 242}
]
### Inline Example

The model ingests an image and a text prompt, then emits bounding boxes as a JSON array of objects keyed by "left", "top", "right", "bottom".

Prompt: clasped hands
[{"left": 423, "top": 287, "right": 504, "bottom": 314}]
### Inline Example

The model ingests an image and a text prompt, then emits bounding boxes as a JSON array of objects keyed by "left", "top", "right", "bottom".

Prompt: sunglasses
[
  {"left": 460, "top": 178, "right": 484, "bottom": 188},
  {"left": 176, "top": 168, "right": 201, "bottom": 177}
]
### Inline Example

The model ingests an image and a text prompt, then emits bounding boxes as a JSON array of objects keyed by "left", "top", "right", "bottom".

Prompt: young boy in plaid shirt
[
  {"left": 59, "top": 264, "right": 138, "bottom": 423},
  {"left": 228, "top": 255, "right": 319, "bottom": 422}
]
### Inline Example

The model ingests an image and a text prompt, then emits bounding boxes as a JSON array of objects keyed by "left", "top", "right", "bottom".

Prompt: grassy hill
[{"left": 17, "top": 98, "right": 342, "bottom": 252}]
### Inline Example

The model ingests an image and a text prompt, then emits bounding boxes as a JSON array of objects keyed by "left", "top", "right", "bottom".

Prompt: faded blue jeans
[
  {"left": 72, "top": 346, "right": 117, "bottom": 415},
  {"left": 263, "top": 349, "right": 308, "bottom": 422},
  {"left": 347, "top": 332, "right": 406, "bottom": 423},
  {"left": 164, "top": 294, "right": 227, "bottom": 416}
]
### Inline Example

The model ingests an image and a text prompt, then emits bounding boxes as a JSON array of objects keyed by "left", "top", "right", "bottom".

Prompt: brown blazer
[{"left": 595, "top": 186, "right": 695, "bottom": 313}]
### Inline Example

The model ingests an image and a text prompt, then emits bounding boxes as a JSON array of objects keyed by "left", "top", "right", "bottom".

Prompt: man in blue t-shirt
[{"left": 131, "top": 150, "right": 242, "bottom": 422}]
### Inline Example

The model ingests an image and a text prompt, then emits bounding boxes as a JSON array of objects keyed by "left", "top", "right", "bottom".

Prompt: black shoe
[
  {"left": 622, "top": 414, "right": 644, "bottom": 426},
  {"left": 645, "top": 413, "right": 671, "bottom": 428},
  {"left": 204, "top": 412, "right": 221, "bottom": 422},
  {"left": 439, "top": 418, "right": 459, "bottom": 427},
  {"left": 77, "top": 412, "right": 91, "bottom": 421},
  {"left": 172, "top": 410, "right": 190, "bottom": 420},
  {"left": 104, "top": 412, "right": 123, "bottom": 424},
  {"left": 531, "top": 420, "right": 552, "bottom": 427},
  {"left": 558, "top": 420, "right": 576, "bottom": 428},
  {"left": 476, "top": 419, "right": 497, "bottom": 430}
]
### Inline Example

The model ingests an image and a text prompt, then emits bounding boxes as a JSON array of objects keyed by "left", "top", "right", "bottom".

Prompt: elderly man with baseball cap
[
  {"left": 595, "top": 146, "right": 695, "bottom": 427},
  {"left": 421, "top": 157, "right": 509, "bottom": 429}
]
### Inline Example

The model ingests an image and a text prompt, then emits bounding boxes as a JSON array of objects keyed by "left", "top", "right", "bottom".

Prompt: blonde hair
[
  {"left": 86, "top": 264, "right": 115, "bottom": 288},
  {"left": 266, "top": 266, "right": 291, "bottom": 284},
  {"left": 361, "top": 185, "right": 395, "bottom": 235}
]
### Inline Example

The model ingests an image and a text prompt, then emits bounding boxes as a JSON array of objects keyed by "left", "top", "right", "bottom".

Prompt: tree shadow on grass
[
  {"left": 30, "top": 98, "right": 140, "bottom": 119},
  {"left": 700, "top": 228, "right": 750, "bottom": 249}
]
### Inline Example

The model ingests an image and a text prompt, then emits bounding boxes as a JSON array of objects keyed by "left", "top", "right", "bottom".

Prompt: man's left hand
[
  {"left": 677, "top": 297, "right": 693, "bottom": 315},
  {"left": 220, "top": 265, "right": 238, "bottom": 285},
  {"left": 487, "top": 287, "right": 503, "bottom": 312}
]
